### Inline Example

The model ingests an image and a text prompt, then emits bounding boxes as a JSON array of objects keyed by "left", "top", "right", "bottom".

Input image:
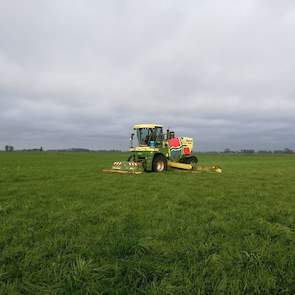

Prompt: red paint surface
[
  {"left": 168, "top": 137, "right": 181, "bottom": 148},
  {"left": 183, "top": 147, "right": 191, "bottom": 155}
]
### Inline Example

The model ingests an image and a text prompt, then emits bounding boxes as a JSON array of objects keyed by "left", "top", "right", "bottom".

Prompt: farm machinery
[{"left": 103, "top": 124, "right": 222, "bottom": 174}]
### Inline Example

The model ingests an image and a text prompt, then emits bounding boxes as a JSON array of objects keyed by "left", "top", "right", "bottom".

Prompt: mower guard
[
  {"left": 103, "top": 161, "right": 144, "bottom": 174},
  {"left": 168, "top": 161, "right": 222, "bottom": 173}
]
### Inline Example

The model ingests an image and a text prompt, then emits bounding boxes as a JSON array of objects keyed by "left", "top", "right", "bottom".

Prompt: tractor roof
[{"left": 133, "top": 124, "right": 163, "bottom": 129}]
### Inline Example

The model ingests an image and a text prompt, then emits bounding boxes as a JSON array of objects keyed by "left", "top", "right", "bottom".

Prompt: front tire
[{"left": 152, "top": 154, "right": 167, "bottom": 172}]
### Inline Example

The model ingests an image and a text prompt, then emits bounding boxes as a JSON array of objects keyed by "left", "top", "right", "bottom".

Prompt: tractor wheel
[{"left": 152, "top": 154, "right": 167, "bottom": 172}]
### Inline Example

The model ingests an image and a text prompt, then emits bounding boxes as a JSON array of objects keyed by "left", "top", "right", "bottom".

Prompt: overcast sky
[{"left": 0, "top": 0, "right": 295, "bottom": 151}]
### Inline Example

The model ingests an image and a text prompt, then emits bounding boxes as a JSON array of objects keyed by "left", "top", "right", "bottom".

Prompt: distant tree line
[
  {"left": 2, "top": 146, "right": 123, "bottom": 152},
  {"left": 221, "top": 148, "right": 294, "bottom": 154},
  {"left": 5, "top": 145, "right": 14, "bottom": 152},
  {"left": 46, "top": 149, "right": 122, "bottom": 152},
  {"left": 3, "top": 145, "right": 294, "bottom": 154}
]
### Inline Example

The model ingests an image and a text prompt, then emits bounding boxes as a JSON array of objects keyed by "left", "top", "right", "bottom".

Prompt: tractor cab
[{"left": 131, "top": 124, "right": 164, "bottom": 148}]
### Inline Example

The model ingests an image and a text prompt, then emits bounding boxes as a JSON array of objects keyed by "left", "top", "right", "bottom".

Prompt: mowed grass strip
[{"left": 0, "top": 152, "right": 295, "bottom": 294}]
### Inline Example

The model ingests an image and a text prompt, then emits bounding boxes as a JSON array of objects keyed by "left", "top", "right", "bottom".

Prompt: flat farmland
[{"left": 1, "top": 152, "right": 295, "bottom": 294}]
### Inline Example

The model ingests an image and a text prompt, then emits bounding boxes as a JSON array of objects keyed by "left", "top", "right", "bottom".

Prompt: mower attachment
[
  {"left": 167, "top": 161, "right": 222, "bottom": 173},
  {"left": 193, "top": 165, "right": 222, "bottom": 173},
  {"left": 103, "top": 161, "right": 144, "bottom": 174}
]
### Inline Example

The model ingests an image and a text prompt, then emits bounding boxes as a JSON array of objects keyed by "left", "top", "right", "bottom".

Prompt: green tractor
[{"left": 104, "top": 124, "right": 221, "bottom": 174}]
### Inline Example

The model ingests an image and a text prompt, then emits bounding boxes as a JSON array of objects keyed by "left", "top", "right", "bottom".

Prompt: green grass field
[{"left": 1, "top": 152, "right": 295, "bottom": 294}]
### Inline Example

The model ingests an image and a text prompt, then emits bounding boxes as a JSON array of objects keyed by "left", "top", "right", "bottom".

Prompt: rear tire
[{"left": 152, "top": 154, "right": 167, "bottom": 172}]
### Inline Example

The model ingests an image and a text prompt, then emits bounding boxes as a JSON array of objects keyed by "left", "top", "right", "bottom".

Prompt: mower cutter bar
[
  {"left": 168, "top": 161, "right": 222, "bottom": 173},
  {"left": 102, "top": 169, "right": 143, "bottom": 174},
  {"left": 103, "top": 161, "right": 144, "bottom": 174}
]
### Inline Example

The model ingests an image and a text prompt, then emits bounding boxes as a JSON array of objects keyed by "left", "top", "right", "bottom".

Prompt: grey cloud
[{"left": 0, "top": 0, "right": 295, "bottom": 150}]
